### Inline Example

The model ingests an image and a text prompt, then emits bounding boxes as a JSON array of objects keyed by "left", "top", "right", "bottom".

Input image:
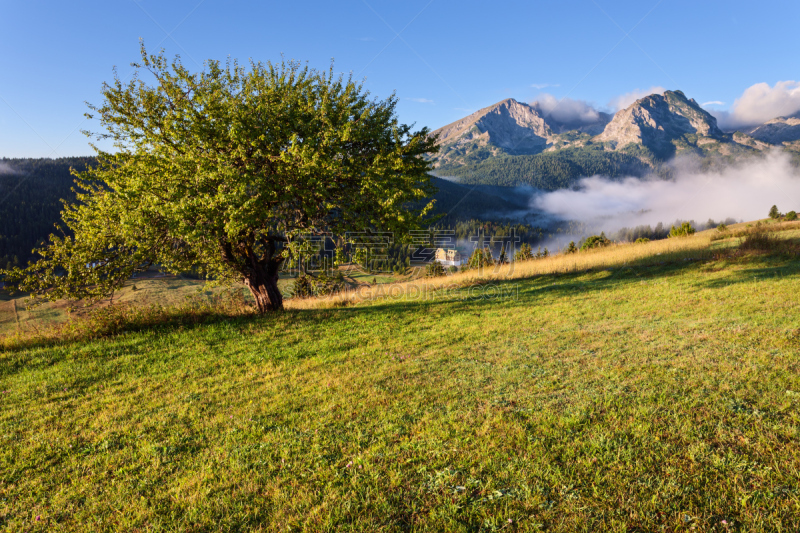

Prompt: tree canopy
[{"left": 3, "top": 46, "right": 438, "bottom": 312}]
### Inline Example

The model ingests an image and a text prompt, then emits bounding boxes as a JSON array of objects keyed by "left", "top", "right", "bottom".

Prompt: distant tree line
[
  {"left": 610, "top": 218, "right": 738, "bottom": 243},
  {"left": 769, "top": 204, "right": 798, "bottom": 221}
]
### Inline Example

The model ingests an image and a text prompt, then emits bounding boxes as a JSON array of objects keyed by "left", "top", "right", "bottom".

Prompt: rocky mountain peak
[
  {"left": 431, "top": 98, "right": 553, "bottom": 167},
  {"left": 433, "top": 98, "right": 551, "bottom": 145},
  {"left": 596, "top": 89, "right": 724, "bottom": 158},
  {"left": 747, "top": 112, "right": 800, "bottom": 144}
]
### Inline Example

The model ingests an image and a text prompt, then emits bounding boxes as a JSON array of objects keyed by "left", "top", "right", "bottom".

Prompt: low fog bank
[
  {"left": 530, "top": 150, "right": 800, "bottom": 235},
  {"left": 0, "top": 162, "right": 20, "bottom": 175}
]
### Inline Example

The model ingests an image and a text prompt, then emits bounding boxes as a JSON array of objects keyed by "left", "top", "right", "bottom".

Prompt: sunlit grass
[{"left": 1, "top": 219, "right": 799, "bottom": 531}]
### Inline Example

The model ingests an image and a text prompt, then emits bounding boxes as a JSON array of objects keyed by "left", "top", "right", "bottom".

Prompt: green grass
[
  {"left": 0, "top": 274, "right": 296, "bottom": 337},
  {"left": 1, "top": 239, "right": 800, "bottom": 531}
]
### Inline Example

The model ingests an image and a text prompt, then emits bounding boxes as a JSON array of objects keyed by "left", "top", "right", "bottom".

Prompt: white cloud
[
  {"left": 531, "top": 93, "right": 600, "bottom": 126},
  {"left": 701, "top": 101, "right": 725, "bottom": 107},
  {"left": 530, "top": 83, "right": 559, "bottom": 90},
  {"left": 609, "top": 86, "right": 667, "bottom": 111},
  {"left": 712, "top": 81, "right": 800, "bottom": 130},
  {"left": 531, "top": 150, "right": 800, "bottom": 232},
  {"left": 406, "top": 97, "right": 434, "bottom": 104}
]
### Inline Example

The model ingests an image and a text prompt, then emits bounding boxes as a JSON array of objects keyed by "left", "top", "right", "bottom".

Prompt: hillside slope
[
  {"left": 3, "top": 225, "right": 800, "bottom": 531},
  {"left": 0, "top": 158, "right": 91, "bottom": 265},
  {"left": 426, "top": 176, "right": 530, "bottom": 220},
  {"left": 436, "top": 145, "right": 653, "bottom": 188}
]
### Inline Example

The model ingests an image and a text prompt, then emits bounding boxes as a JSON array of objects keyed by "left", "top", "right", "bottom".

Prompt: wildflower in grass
[
  {"left": 508, "top": 518, "right": 513, "bottom": 523},
  {"left": 346, "top": 462, "right": 353, "bottom": 468}
]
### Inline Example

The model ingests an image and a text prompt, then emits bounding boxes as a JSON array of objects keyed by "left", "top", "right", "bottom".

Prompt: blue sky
[{"left": 2, "top": 0, "right": 799, "bottom": 157}]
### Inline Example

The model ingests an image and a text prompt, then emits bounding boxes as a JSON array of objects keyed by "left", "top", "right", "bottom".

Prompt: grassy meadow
[{"left": 1, "top": 221, "right": 800, "bottom": 531}]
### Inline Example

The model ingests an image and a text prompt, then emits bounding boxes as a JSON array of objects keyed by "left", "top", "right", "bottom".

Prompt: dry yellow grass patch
[
  {"left": 285, "top": 219, "right": 800, "bottom": 311},
  {"left": 286, "top": 231, "right": 717, "bottom": 310}
]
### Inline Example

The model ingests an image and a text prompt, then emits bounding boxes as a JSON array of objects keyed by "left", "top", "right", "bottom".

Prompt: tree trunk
[{"left": 243, "top": 261, "right": 283, "bottom": 313}]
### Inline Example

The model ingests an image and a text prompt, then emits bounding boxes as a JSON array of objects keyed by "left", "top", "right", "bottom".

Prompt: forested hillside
[
  {"left": 436, "top": 146, "right": 653, "bottom": 189},
  {"left": 425, "top": 177, "right": 531, "bottom": 222},
  {"left": 0, "top": 163, "right": 541, "bottom": 269},
  {"left": 0, "top": 158, "right": 91, "bottom": 268}
]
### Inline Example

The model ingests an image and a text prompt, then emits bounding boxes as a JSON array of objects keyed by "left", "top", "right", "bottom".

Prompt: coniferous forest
[{"left": 0, "top": 157, "right": 91, "bottom": 268}]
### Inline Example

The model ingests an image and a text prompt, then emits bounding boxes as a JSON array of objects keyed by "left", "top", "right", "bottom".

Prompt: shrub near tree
[
  {"left": 669, "top": 222, "right": 696, "bottom": 238},
  {"left": 424, "top": 260, "right": 445, "bottom": 278},
  {"left": 580, "top": 233, "right": 611, "bottom": 251},
  {"left": 1, "top": 47, "right": 438, "bottom": 312},
  {"left": 786, "top": 211, "right": 798, "bottom": 221},
  {"left": 292, "top": 275, "right": 314, "bottom": 298}
]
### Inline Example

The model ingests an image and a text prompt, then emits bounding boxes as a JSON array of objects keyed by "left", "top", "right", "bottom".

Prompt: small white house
[{"left": 434, "top": 248, "right": 466, "bottom": 266}]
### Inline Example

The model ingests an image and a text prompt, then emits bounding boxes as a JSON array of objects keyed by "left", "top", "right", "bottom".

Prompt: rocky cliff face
[
  {"left": 596, "top": 90, "right": 725, "bottom": 158},
  {"left": 747, "top": 113, "right": 800, "bottom": 144},
  {"left": 431, "top": 99, "right": 552, "bottom": 167}
]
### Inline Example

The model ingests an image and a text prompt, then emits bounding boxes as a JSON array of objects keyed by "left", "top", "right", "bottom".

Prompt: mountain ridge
[
  {"left": 747, "top": 112, "right": 800, "bottom": 145},
  {"left": 431, "top": 90, "right": 800, "bottom": 178}
]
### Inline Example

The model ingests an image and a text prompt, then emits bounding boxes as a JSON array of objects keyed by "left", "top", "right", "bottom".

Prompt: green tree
[
  {"left": 785, "top": 210, "right": 797, "bottom": 221},
  {"left": 769, "top": 205, "right": 780, "bottom": 219},
  {"left": 669, "top": 222, "right": 696, "bottom": 238},
  {"left": 334, "top": 247, "right": 347, "bottom": 267},
  {"left": 565, "top": 241, "right": 577, "bottom": 254},
  {"left": 514, "top": 242, "right": 533, "bottom": 261},
  {"left": 2, "top": 47, "right": 437, "bottom": 312},
  {"left": 580, "top": 234, "right": 611, "bottom": 251},
  {"left": 352, "top": 248, "right": 368, "bottom": 268},
  {"left": 466, "top": 247, "right": 494, "bottom": 269},
  {"left": 497, "top": 244, "right": 508, "bottom": 264}
]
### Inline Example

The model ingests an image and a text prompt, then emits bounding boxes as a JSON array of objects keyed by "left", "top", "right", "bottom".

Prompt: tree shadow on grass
[
  {"left": 5, "top": 251, "right": 798, "bottom": 360},
  {"left": 329, "top": 258, "right": 703, "bottom": 318},
  {"left": 332, "top": 250, "right": 800, "bottom": 322},
  {"left": 693, "top": 261, "right": 800, "bottom": 291}
]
